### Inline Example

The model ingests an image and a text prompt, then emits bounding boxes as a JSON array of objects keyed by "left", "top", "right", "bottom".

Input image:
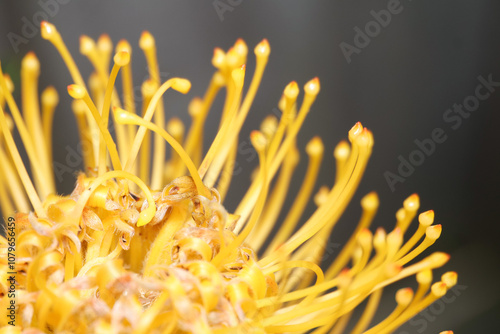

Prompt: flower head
[{"left": 0, "top": 22, "right": 456, "bottom": 333}]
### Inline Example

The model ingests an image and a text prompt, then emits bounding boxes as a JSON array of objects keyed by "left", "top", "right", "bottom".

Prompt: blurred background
[{"left": 1, "top": 0, "right": 499, "bottom": 332}]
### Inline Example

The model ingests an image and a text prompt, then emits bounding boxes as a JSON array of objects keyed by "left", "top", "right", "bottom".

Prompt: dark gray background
[{"left": 1, "top": 0, "right": 499, "bottom": 332}]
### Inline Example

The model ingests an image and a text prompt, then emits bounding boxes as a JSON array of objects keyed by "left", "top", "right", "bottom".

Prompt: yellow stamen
[
  {"left": 166, "top": 117, "right": 185, "bottom": 170},
  {"left": 0, "top": 64, "right": 52, "bottom": 199},
  {"left": 113, "top": 107, "right": 210, "bottom": 199},
  {"left": 97, "top": 34, "right": 113, "bottom": 73},
  {"left": 21, "top": 53, "right": 54, "bottom": 194},
  {"left": 212, "top": 131, "right": 268, "bottom": 268},
  {"left": 326, "top": 191, "right": 379, "bottom": 278},
  {"left": 397, "top": 193, "right": 420, "bottom": 234},
  {"left": 143, "top": 207, "right": 187, "bottom": 277},
  {"left": 116, "top": 39, "right": 137, "bottom": 166},
  {"left": 124, "top": 78, "right": 191, "bottom": 177},
  {"left": 184, "top": 72, "right": 225, "bottom": 164},
  {"left": 41, "top": 21, "right": 85, "bottom": 87},
  {"left": 0, "top": 105, "right": 45, "bottom": 217},
  {"left": 334, "top": 140, "right": 351, "bottom": 181},
  {"left": 260, "top": 123, "right": 371, "bottom": 266},
  {"left": 265, "top": 136, "right": 324, "bottom": 254},
  {"left": 235, "top": 77, "right": 320, "bottom": 231},
  {"left": 41, "top": 86, "right": 59, "bottom": 164},
  {"left": 71, "top": 99, "right": 95, "bottom": 169},
  {"left": 0, "top": 145, "right": 30, "bottom": 212},
  {"left": 139, "top": 31, "right": 167, "bottom": 190},
  {"left": 199, "top": 65, "right": 246, "bottom": 181},
  {"left": 377, "top": 281, "right": 452, "bottom": 334},
  {"left": 96, "top": 51, "right": 130, "bottom": 175},
  {"left": 138, "top": 79, "right": 157, "bottom": 185},
  {"left": 350, "top": 288, "right": 383, "bottom": 334},
  {"left": 202, "top": 40, "right": 270, "bottom": 187},
  {"left": 266, "top": 81, "right": 299, "bottom": 161},
  {"left": 67, "top": 84, "right": 122, "bottom": 172}
]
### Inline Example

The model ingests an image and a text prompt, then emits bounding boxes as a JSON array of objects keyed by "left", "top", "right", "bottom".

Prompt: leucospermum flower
[{"left": 0, "top": 21, "right": 457, "bottom": 333}]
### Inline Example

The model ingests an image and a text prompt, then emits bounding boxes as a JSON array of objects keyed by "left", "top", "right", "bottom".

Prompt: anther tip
[
  {"left": 418, "top": 210, "right": 435, "bottom": 226},
  {"left": 172, "top": 78, "right": 192, "bottom": 94},
  {"left": 404, "top": 193, "right": 420, "bottom": 211},
  {"left": 426, "top": 224, "right": 442, "bottom": 240},
  {"left": 231, "top": 66, "right": 246, "bottom": 85},
  {"left": 254, "top": 38, "right": 270, "bottom": 57},
  {"left": 442, "top": 271, "right": 458, "bottom": 288},
  {"left": 284, "top": 81, "right": 299, "bottom": 99},
  {"left": 305, "top": 136, "right": 324, "bottom": 156},
  {"left": 348, "top": 122, "right": 363, "bottom": 141},
  {"left": 79, "top": 35, "right": 95, "bottom": 55},
  {"left": 113, "top": 51, "right": 130, "bottom": 67},
  {"left": 361, "top": 192, "right": 379, "bottom": 211},
  {"left": 250, "top": 131, "right": 267, "bottom": 152},
  {"left": 67, "top": 84, "right": 86, "bottom": 99},
  {"left": 304, "top": 77, "right": 320, "bottom": 95},
  {"left": 396, "top": 287, "right": 414, "bottom": 306},
  {"left": 22, "top": 52, "right": 40, "bottom": 71},
  {"left": 428, "top": 252, "right": 450, "bottom": 268},
  {"left": 40, "top": 21, "right": 56, "bottom": 39},
  {"left": 116, "top": 39, "right": 132, "bottom": 53},
  {"left": 139, "top": 31, "right": 155, "bottom": 50}
]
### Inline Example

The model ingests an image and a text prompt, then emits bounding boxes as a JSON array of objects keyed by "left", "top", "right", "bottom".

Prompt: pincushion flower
[{"left": 0, "top": 21, "right": 457, "bottom": 333}]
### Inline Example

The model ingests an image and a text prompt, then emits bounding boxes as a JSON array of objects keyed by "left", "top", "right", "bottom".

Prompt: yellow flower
[{"left": 0, "top": 21, "right": 456, "bottom": 333}]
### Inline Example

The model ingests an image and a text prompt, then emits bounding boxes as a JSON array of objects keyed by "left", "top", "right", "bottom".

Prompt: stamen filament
[
  {"left": 0, "top": 64, "right": 53, "bottom": 199},
  {"left": 0, "top": 105, "right": 45, "bottom": 217},
  {"left": 143, "top": 207, "right": 186, "bottom": 277},
  {"left": 71, "top": 100, "right": 95, "bottom": 169},
  {"left": 138, "top": 79, "right": 156, "bottom": 185},
  {"left": 113, "top": 107, "right": 210, "bottom": 198},
  {"left": 123, "top": 78, "right": 191, "bottom": 176},
  {"left": 0, "top": 147, "right": 30, "bottom": 212},
  {"left": 202, "top": 41, "right": 270, "bottom": 188},
  {"left": 395, "top": 210, "right": 434, "bottom": 259},
  {"left": 250, "top": 147, "right": 298, "bottom": 251},
  {"left": 97, "top": 51, "right": 130, "bottom": 175},
  {"left": 67, "top": 84, "right": 123, "bottom": 172},
  {"left": 41, "top": 86, "right": 59, "bottom": 164}
]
